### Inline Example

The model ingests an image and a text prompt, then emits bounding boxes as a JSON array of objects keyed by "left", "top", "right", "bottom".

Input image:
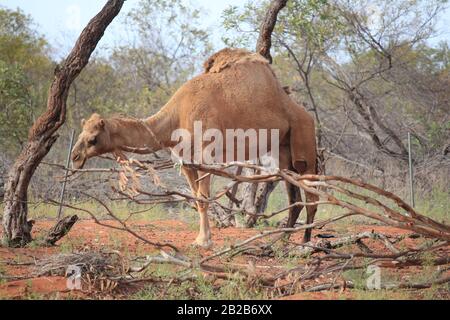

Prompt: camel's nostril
[{"left": 73, "top": 154, "right": 80, "bottom": 162}]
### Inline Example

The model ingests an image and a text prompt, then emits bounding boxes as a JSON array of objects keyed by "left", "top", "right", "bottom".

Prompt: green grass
[
  {"left": 351, "top": 289, "right": 412, "bottom": 300},
  {"left": 132, "top": 270, "right": 270, "bottom": 300},
  {"left": 350, "top": 282, "right": 449, "bottom": 300},
  {"left": 1, "top": 198, "right": 198, "bottom": 225},
  {"left": 341, "top": 258, "right": 449, "bottom": 300},
  {"left": 0, "top": 264, "right": 6, "bottom": 286},
  {"left": 25, "top": 236, "right": 47, "bottom": 248},
  {"left": 129, "top": 253, "right": 271, "bottom": 300},
  {"left": 414, "top": 188, "right": 449, "bottom": 224},
  {"left": 26, "top": 200, "right": 170, "bottom": 221}
]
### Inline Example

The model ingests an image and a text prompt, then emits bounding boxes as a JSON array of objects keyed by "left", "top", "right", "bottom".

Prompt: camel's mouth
[{"left": 72, "top": 156, "right": 86, "bottom": 170}]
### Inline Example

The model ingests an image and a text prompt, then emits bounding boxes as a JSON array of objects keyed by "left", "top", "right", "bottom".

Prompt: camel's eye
[{"left": 88, "top": 137, "right": 97, "bottom": 146}]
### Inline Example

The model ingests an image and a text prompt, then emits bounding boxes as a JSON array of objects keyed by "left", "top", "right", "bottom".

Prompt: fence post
[
  {"left": 407, "top": 132, "right": 415, "bottom": 208},
  {"left": 57, "top": 129, "right": 76, "bottom": 220}
]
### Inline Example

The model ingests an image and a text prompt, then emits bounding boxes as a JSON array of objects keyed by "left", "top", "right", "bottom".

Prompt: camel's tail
[{"left": 289, "top": 122, "right": 317, "bottom": 175}]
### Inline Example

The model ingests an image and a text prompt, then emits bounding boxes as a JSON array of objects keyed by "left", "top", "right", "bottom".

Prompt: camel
[{"left": 71, "top": 48, "right": 318, "bottom": 248}]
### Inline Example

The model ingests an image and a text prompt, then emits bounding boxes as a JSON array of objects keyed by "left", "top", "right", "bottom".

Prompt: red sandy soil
[
  {"left": 1, "top": 277, "right": 67, "bottom": 298},
  {"left": 0, "top": 219, "right": 448, "bottom": 300}
]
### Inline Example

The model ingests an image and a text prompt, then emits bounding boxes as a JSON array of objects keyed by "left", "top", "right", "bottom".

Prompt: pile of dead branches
[{"left": 33, "top": 251, "right": 128, "bottom": 293}]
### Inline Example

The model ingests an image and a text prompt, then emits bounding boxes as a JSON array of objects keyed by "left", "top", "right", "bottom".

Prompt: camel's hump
[{"left": 203, "top": 48, "right": 269, "bottom": 74}]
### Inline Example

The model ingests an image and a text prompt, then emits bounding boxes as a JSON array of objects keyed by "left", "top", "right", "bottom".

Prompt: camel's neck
[
  {"left": 107, "top": 108, "right": 178, "bottom": 153},
  {"left": 143, "top": 108, "right": 179, "bottom": 148}
]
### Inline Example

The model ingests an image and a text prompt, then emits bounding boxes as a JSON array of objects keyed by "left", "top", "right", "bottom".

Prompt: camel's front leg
[
  {"left": 181, "top": 167, "right": 212, "bottom": 249},
  {"left": 181, "top": 166, "right": 199, "bottom": 211},
  {"left": 194, "top": 171, "right": 212, "bottom": 249}
]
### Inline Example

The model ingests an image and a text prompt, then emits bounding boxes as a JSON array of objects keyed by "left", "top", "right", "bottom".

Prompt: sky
[
  {"left": 1, "top": 0, "right": 449, "bottom": 58},
  {"left": 0, "top": 0, "right": 245, "bottom": 57}
]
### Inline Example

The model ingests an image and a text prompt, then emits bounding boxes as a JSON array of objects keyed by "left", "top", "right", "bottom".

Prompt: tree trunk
[
  {"left": 1, "top": 0, "right": 125, "bottom": 247},
  {"left": 44, "top": 215, "right": 79, "bottom": 246},
  {"left": 240, "top": 171, "right": 258, "bottom": 227},
  {"left": 236, "top": 0, "right": 287, "bottom": 228},
  {"left": 256, "top": 0, "right": 288, "bottom": 63},
  {"left": 208, "top": 203, "right": 236, "bottom": 228},
  {"left": 0, "top": 163, "right": 5, "bottom": 201},
  {"left": 242, "top": 177, "right": 277, "bottom": 228}
]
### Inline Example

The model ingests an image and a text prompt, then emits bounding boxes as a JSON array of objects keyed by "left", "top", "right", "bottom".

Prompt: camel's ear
[
  {"left": 81, "top": 119, "right": 86, "bottom": 127},
  {"left": 99, "top": 119, "right": 105, "bottom": 129}
]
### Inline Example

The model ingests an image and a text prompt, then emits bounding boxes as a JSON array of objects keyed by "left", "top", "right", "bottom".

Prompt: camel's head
[{"left": 71, "top": 113, "right": 113, "bottom": 169}]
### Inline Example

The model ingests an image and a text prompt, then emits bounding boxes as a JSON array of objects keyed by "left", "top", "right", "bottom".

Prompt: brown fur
[
  {"left": 72, "top": 48, "right": 318, "bottom": 248},
  {"left": 204, "top": 48, "right": 270, "bottom": 74}
]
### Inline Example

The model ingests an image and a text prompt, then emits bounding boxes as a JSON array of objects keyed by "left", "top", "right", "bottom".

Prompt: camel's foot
[
  {"left": 192, "top": 236, "right": 213, "bottom": 249},
  {"left": 302, "top": 234, "right": 312, "bottom": 244}
]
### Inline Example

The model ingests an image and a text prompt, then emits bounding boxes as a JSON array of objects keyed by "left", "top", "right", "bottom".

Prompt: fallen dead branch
[
  {"left": 44, "top": 215, "right": 79, "bottom": 246},
  {"left": 294, "top": 231, "right": 402, "bottom": 257}
]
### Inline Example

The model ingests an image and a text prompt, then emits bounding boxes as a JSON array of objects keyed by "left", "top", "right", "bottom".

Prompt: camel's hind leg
[
  {"left": 292, "top": 160, "right": 319, "bottom": 243},
  {"left": 303, "top": 192, "right": 318, "bottom": 243},
  {"left": 285, "top": 181, "right": 303, "bottom": 228},
  {"left": 280, "top": 146, "right": 305, "bottom": 229},
  {"left": 284, "top": 170, "right": 318, "bottom": 243},
  {"left": 289, "top": 112, "right": 319, "bottom": 243}
]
